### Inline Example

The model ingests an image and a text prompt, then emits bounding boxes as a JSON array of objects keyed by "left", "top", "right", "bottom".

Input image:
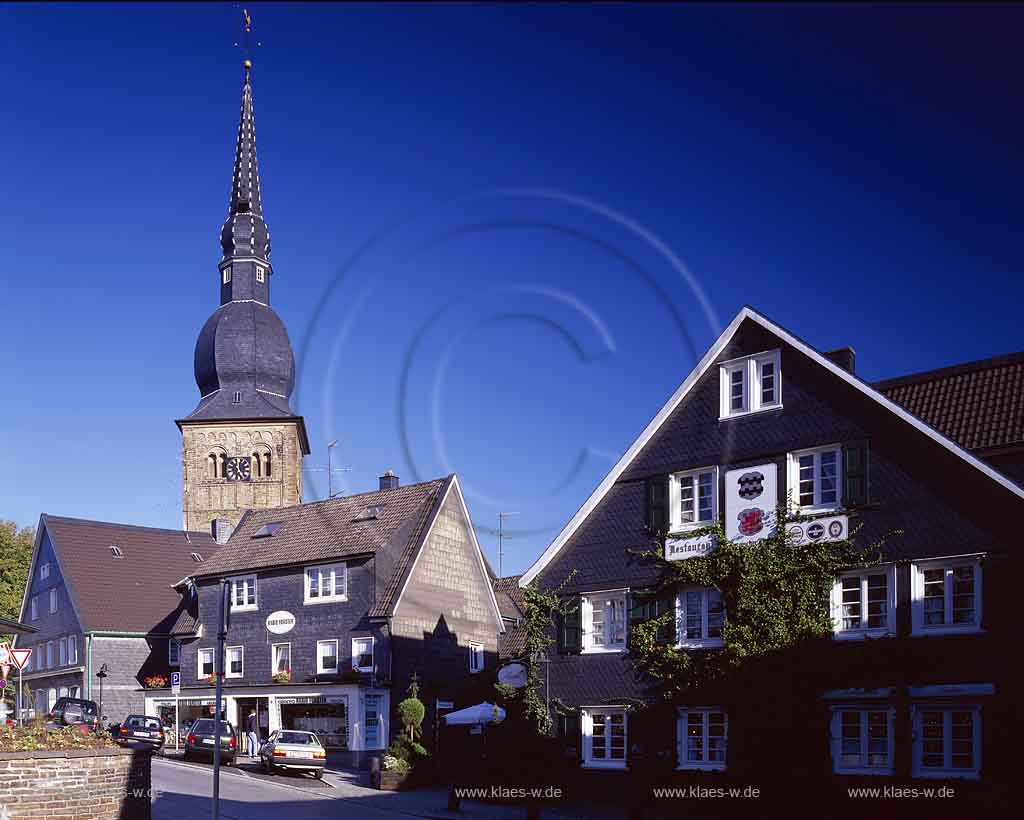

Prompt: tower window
[
  {"left": 207, "top": 449, "right": 227, "bottom": 479},
  {"left": 222, "top": 266, "right": 232, "bottom": 284},
  {"left": 256, "top": 266, "right": 265, "bottom": 283},
  {"left": 252, "top": 446, "right": 272, "bottom": 478},
  {"left": 232, "top": 391, "right": 242, "bottom": 404}
]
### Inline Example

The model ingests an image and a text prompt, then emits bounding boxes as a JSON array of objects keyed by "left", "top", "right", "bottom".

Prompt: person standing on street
[{"left": 246, "top": 709, "right": 258, "bottom": 757}]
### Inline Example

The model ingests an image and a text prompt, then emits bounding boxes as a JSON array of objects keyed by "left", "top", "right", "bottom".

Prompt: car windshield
[
  {"left": 74, "top": 701, "right": 98, "bottom": 717},
  {"left": 192, "top": 720, "right": 233, "bottom": 735},
  {"left": 127, "top": 717, "right": 162, "bottom": 730},
  {"left": 277, "top": 732, "right": 320, "bottom": 746}
]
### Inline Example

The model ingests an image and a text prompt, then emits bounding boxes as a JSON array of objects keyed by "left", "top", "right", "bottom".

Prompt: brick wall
[{"left": 0, "top": 747, "right": 150, "bottom": 820}]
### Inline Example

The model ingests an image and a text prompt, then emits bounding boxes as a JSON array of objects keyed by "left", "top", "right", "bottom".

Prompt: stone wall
[
  {"left": 0, "top": 747, "right": 150, "bottom": 820},
  {"left": 181, "top": 421, "right": 304, "bottom": 533}
]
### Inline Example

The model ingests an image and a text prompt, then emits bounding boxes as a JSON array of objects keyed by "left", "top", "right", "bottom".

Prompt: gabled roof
[
  {"left": 520, "top": 306, "right": 1024, "bottom": 587},
  {"left": 877, "top": 352, "right": 1024, "bottom": 454},
  {"left": 36, "top": 515, "right": 220, "bottom": 634},
  {"left": 494, "top": 576, "right": 526, "bottom": 620},
  {"left": 193, "top": 477, "right": 450, "bottom": 580}
]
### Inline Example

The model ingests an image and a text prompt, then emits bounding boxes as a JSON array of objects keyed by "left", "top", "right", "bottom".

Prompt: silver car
[{"left": 259, "top": 729, "right": 327, "bottom": 778}]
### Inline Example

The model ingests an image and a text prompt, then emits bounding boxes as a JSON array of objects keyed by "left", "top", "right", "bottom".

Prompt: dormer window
[
  {"left": 109, "top": 545, "right": 123, "bottom": 559},
  {"left": 190, "top": 552, "right": 204, "bottom": 563},
  {"left": 256, "top": 266, "right": 265, "bottom": 283},
  {"left": 719, "top": 350, "right": 782, "bottom": 419},
  {"left": 222, "top": 266, "right": 232, "bottom": 284}
]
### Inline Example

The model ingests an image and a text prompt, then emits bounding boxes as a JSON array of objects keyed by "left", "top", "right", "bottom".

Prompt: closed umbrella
[{"left": 441, "top": 702, "right": 506, "bottom": 726}]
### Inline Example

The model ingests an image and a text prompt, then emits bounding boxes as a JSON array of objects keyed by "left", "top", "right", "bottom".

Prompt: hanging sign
[
  {"left": 724, "top": 464, "right": 778, "bottom": 542},
  {"left": 665, "top": 532, "right": 717, "bottom": 561},
  {"left": 497, "top": 662, "right": 528, "bottom": 689},
  {"left": 265, "top": 611, "right": 296, "bottom": 635}
]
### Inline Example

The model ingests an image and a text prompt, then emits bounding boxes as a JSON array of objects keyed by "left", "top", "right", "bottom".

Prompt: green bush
[
  {"left": 397, "top": 697, "right": 425, "bottom": 741},
  {"left": 0, "top": 723, "right": 117, "bottom": 753}
]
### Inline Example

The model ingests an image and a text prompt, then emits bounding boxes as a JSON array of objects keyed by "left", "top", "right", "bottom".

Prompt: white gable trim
[
  {"left": 391, "top": 476, "right": 505, "bottom": 632},
  {"left": 520, "top": 307, "right": 1024, "bottom": 588}
]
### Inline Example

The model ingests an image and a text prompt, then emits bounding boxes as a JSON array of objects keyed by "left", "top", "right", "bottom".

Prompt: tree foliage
[{"left": 0, "top": 520, "right": 35, "bottom": 643}]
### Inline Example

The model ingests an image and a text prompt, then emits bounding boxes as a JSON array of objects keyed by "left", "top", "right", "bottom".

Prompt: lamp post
[{"left": 96, "top": 664, "right": 109, "bottom": 729}]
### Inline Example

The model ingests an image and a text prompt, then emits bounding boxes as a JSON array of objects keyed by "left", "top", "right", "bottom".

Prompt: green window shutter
[
  {"left": 646, "top": 475, "right": 670, "bottom": 535},
  {"left": 561, "top": 712, "right": 582, "bottom": 763},
  {"left": 655, "top": 595, "right": 676, "bottom": 644},
  {"left": 628, "top": 593, "right": 675, "bottom": 646},
  {"left": 843, "top": 441, "right": 869, "bottom": 507},
  {"left": 561, "top": 603, "right": 581, "bottom": 654}
]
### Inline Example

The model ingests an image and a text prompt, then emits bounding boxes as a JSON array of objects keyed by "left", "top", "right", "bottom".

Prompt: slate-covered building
[
  {"left": 12, "top": 515, "right": 218, "bottom": 721},
  {"left": 143, "top": 472, "right": 504, "bottom": 766},
  {"left": 519, "top": 307, "right": 1021, "bottom": 809}
]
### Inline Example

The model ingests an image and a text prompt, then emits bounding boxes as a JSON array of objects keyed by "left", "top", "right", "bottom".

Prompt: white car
[{"left": 259, "top": 729, "right": 327, "bottom": 778}]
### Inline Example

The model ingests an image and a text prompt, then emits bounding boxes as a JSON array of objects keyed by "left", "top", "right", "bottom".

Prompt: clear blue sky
[{"left": 2, "top": 4, "right": 1022, "bottom": 575}]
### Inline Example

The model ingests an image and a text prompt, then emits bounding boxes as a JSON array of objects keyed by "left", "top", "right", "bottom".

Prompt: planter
[{"left": 373, "top": 769, "right": 411, "bottom": 790}]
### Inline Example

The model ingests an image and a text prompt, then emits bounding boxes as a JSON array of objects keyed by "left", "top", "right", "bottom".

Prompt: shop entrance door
[{"left": 235, "top": 697, "right": 270, "bottom": 756}]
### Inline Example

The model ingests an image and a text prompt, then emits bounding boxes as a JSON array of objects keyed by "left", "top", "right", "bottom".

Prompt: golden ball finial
[{"left": 244, "top": 59, "right": 253, "bottom": 70}]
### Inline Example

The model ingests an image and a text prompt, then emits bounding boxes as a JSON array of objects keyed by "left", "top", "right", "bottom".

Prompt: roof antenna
[
  {"left": 498, "top": 512, "right": 519, "bottom": 579},
  {"left": 303, "top": 439, "right": 352, "bottom": 499}
]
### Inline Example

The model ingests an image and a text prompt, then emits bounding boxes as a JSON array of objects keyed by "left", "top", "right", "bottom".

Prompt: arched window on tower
[
  {"left": 218, "top": 452, "right": 228, "bottom": 479},
  {"left": 206, "top": 453, "right": 217, "bottom": 479},
  {"left": 207, "top": 448, "right": 227, "bottom": 479},
  {"left": 252, "top": 446, "right": 272, "bottom": 478}
]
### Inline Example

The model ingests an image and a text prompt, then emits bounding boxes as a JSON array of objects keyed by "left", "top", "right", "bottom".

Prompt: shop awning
[{"left": 441, "top": 702, "right": 506, "bottom": 726}]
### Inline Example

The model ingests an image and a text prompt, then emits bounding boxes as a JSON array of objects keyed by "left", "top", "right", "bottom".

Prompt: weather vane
[{"left": 233, "top": 6, "right": 262, "bottom": 71}]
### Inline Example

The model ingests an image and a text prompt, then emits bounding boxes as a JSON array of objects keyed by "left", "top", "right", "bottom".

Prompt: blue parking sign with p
[{"left": 171, "top": 671, "right": 181, "bottom": 693}]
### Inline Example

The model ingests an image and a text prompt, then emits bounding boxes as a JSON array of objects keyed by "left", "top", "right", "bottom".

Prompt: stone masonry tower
[{"left": 177, "top": 57, "right": 309, "bottom": 534}]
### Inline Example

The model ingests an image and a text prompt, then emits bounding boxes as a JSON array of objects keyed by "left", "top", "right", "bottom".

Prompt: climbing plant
[{"left": 519, "top": 570, "right": 577, "bottom": 736}]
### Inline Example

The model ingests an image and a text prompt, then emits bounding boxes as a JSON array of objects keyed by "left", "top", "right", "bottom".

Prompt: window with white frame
[
  {"left": 58, "top": 637, "right": 67, "bottom": 666},
  {"left": 831, "top": 566, "right": 896, "bottom": 638},
  {"left": 168, "top": 639, "right": 180, "bottom": 666},
  {"left": 49, "top": 587, "right": 58, "bottom": 613},
  {"left": 317, "top": 639, "right": 339, "bottom": 674},
  {"left": 911, "top": 558, "right": 982, "bottom": 635},
  {"left": 352, "top": 637, "right": 374, "bottom": 672},
  {"left": 46, "top": 641, "right": 54, "bottom": 668},
  {"left": 670, "top": 467, "right": 717, "bottom": 531},
  {"left": 48, "top": 688, "right": 57, "bottom": 711},
  {"left": 272, "top": 643, "right": 291, "bottom": 674},
  {"left": 583, "top": 708, "right": 627, "bottom": 768},
  {"left": 198, "top": 648, "right": 215, "bottom": 679},
  {"left": 831, "top": 707, "right": 894, "bottom": 775},
  {"left": 913, "top": 705, "right": 981, "bottom": 778},
  {"left": 222, "top": 266, "right": 231, "bottom": 284},
  {"left": 30, "top": 595, "right": 38, "bottom": 621},
  {"left": 719, "top": 350, "right": 782, "bottom": 419},
  {"left": 40, "top": 562, "right": 50, "bottom": 580},
  {"left": 789, "top": 445, "right": 842, "bottom": 511},
  {"left": 69, "top": 686, "right": 79, "bottom": 699},
  {"left": 581, "top": 591, "right": 627, "bottom": 652},
  {"left": 226, "top": 646, "right": 244, "bottom": 678},
  {"left": 67, "top": 635, "right": 77, "bottom": 664},
  {"left": 677, "top": 707, "right": 727, "bottom": 770},
  {"left": 469, "top": 642, "right": 484, "bottom": 674},
  {"left": 229, "top": 575, "right": 258, "bottom": 611},
  {"left": 676, "top": 587, "right": 725, "bottom": 648},
  {"left": 256, "top": 265, "right": 265, "bottom": 283},
  {"left": 305, "top": 563, "right": 347, "bottom": 604}
]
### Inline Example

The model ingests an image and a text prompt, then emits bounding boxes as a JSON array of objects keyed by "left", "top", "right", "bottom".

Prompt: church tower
[{"left": 177, "top": 57, "right": 310, "bottom": 534}]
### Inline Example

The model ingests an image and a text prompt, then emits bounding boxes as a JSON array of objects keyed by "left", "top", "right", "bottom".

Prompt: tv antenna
[
  {"left": 497, "top": 511, "right": 519, "bottom": 579},
  {"left": 303, "top": 439, "right": 353, "bottom": 499}
]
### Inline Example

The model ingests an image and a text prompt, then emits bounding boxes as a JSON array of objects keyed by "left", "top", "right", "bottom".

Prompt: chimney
[
  {"left": 211, "top": 518, "right": 234, "bottom": 545},
  {"left": 379, "top": 470, "right": 400, "bottom": 491},
  {"left": 824, "top": 346, "right": 856, "bottom": 374}
]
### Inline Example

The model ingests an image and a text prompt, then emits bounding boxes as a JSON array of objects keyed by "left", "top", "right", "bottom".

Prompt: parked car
[
  {"left": 183, "top": 719, "right": 237, "bottom": 764},
  {"left": 113, "top": 714, "right": 166, "bottom": 750},
  {"left": 258, "top": 729, "right": 326, "bottom": 778},
  {"left": 45, "top": 697, "right": 100, "bottom": 732}
]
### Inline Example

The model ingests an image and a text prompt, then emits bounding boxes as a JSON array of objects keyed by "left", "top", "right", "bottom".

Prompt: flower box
[{"left": 372, "top": 769, "right": 410, "bottom": 790}]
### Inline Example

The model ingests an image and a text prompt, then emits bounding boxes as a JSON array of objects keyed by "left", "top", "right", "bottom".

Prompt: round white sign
[
  {"left": 265, "top": 611, "right": 296, "bottom": 635},
  {"left": 497, "top": 662, "right": 528, "bottom": 689}
]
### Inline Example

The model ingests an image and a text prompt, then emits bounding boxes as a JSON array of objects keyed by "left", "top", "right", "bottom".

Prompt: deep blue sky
[{"left": 3, "top": 4, "right": 1022, "bottom": 575}]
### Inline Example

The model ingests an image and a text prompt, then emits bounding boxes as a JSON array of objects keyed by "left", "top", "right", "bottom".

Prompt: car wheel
[
  {"left": 183, "top": 750, "right": 192, "bottom": 762},
  {"left": 314, "top": 769, "right": 324, "bottom": 780},
  {"left": 267, "top": 762, "right": 276, "bottom": 776}
]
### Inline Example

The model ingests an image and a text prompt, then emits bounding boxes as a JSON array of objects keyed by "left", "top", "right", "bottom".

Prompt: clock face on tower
[{"left": 225, "top": 456, "right": 252, "bottom": 482}]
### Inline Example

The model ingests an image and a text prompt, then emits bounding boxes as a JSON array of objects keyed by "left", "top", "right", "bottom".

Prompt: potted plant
[
  {"left": 143, "top": 675, "right": 168, "bottom": 689},
  {"left": 203, "top": 674, "right": 217, "bottom": 686},
  {"left": 372, "top": 674, "right": 429, "bottom": 789},
  {"left": 271, "top": 667, "right": 292, "bottom": 684}
]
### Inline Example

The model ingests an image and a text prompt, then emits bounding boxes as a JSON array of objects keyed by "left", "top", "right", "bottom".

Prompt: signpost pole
[
  {"left": 17, "top": 665, "right": 23, "bottom": 727},
  {"left": 212, "top": 579, "right": 231, "bottom": 820}
]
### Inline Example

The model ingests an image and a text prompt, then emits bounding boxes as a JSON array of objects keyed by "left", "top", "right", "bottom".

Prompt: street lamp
[{"left": 96, "top": 664, "right": 109, "bottom": 729}]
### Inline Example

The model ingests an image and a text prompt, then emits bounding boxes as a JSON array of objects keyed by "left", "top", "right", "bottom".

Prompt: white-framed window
[
  {"left": 469, "top": 642, "right": 484, "bottom": 674},
  {"left": 30, "top": 596, "right": 38, "bottom": 621},
  {"left": 364, "top": 693, "right": 384, "bottom": 749},
  {"left": 789, "top": 444, "right": 842, "bottom": 512},
  {"left": 352, "top": 637, "right": 374, "bottom": 673},
  {"left": 272, "top": 643, "right": 291, "bottom": 674},
  {"left": 69, "top": 686, "right": 79, "bottom": 699},
  {"left": 40, "top": 562, "right": 50, "bottom": 580},
  {"left": 226, "top": 646, "right": 244, "bottom": 678},
  {"left": 48, "top": 688, "right": 57, "bottom": 711},
  {"left": 67, "top": 635, "right": 77, "bottom": 665},
  {"left": 169, "top": 639, "right": 180, "bottom": 666},
  {"left": 305, "top": 563, "right": 348, "bottom": 604},
  {"left": 256, "top": 265, "right": 265, "bottom": 283},
  {"left": 317, "top": 639, "right": 339, "bottom": 674},
  {"left": 581, "top": 590, "right": 627, "bottom": 653},
  {"left": 58, "top": 637, "right": 67, "bottom": 666},
  {"left": 46, "top": 641, "right": 54, "bottom": 668},
  {"left": 228, "top": 574, "right": 258, "bottom": 611},
  {"left": 911, "top": 558, "right": 982, "bottom": 635},
  {"left": 831, "top": 565, "right": 896, "bottom": 638},
  {"left": 677, "top": 707, "right": 727, "bottom": 770},
  {"left": 198, "top": 648, "right": 215, "bottom": 679},
  {"left": 830, "top": 707, "right": 894, "bottom": 775},
  {"left": 222, "top": 266, "right": 231, "bottom": 284},
  {"left": 912, "top": 705, "right": 981, "bottom": 779},
  {"left": 49, "top": 587, "right": 58, "bottom": 613},
  {"left": 676, "top": 587, "right": 725, "bottom": 648},
  {"left": 670, "top": 467, "right": 718, "bottom": 531},
  {"left": 719, "top": 350, "right": 782, "bottom": 419},
  {"left": 582, "top": 707, "right": 627, "bottom": 768},
  {"left": 58, "top": 686, "right": 69, "bottom": 699}
]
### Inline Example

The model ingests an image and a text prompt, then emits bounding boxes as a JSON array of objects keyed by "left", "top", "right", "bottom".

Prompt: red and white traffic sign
[{"left": 0, "top": 643, "right": 31, "bottom": 671}]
